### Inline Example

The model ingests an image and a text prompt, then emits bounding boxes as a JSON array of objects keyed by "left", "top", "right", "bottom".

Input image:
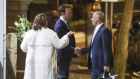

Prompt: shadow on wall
[{"left": 0, "top": 62, "right": 3, "bottom": 79}]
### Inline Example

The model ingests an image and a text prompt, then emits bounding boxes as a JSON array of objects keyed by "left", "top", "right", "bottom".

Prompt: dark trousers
[
  {"left": 57, "top": 56, "right": 72, "bottom": 79},
  {"left": 91, "top": 69, "right": 104, "bottom": 79},
  {"left": 91, "top": 70, "right": 99, "bottom": 79}
]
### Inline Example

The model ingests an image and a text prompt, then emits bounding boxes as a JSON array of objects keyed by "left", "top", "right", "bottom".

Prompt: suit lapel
[
  {"left": 59, "top": 19, "right": 70, "bottom": 31},
  {"left": 59, "top": 19, "right": 66, "bottom": 27},
  {"left": 91, "top": 24, "right": 104, "bottom": 47}
]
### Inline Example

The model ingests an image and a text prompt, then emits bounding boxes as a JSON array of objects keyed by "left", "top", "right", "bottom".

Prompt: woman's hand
[{"left": 66, "top": 31, "right": 75, "bottom": 36}]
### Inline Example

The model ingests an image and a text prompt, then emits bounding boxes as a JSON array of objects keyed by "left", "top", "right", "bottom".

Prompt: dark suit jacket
[
  {"left": 54, "top": 18, "right": 76, "bottom": 61},
  {"left": 81, "top": 24, "right": 113, "bottom": 71}
]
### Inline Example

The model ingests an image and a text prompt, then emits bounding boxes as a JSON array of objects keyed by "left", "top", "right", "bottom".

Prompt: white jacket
[{"left": 20, "top": 27, "right": 69, "bottom": 79}]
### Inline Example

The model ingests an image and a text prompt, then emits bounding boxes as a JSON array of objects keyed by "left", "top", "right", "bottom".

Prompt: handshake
[{"left": 73, "top": 47, "right": 82, "bottom": 58}]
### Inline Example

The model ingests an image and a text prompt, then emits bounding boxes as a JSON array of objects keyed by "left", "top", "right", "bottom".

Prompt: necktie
[{"left": 67, "top": 22, "right": 72, "bottom": 31}]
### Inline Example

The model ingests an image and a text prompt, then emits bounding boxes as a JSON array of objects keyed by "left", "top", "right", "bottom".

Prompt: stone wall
[
  {"left": 7, "top": 0, "right": 33, "bottom": 33},
  {"left": 6, "top": 33, "right": 17, "bottom": 79}
]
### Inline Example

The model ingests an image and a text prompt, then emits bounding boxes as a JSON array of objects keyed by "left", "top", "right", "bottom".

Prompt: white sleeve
[
  {"left": 20, "top": 33, "right": 28, "bottom": 52},
  {"left": 51, "top": 32, "right": 69, "bottom": 49}
]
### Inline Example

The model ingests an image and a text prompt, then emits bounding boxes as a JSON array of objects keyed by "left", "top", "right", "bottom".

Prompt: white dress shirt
[
  {"left": 60, "top": 16, "right": 71, "bottom": 30},
  {"left": 90, "top": 23, "right": 103, "bottom": 58}
]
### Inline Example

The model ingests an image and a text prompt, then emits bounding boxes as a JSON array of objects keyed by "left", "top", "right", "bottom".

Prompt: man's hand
[
  {"left": 74, "top": 47, "right": 81, "bottom": 55},
  {"left": 104, "top": 66, "right": 110, "bottom": 72},
  {"left": 74, "top": 47, "right": 81, "bottom": 62}
]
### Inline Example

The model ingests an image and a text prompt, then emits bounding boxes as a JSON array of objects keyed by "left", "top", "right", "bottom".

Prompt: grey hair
[{"left": 94, "top": 11, "right": 105, "bottom": 22}]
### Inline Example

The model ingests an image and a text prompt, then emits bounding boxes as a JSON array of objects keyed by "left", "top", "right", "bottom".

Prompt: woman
[{"left": 20, "top": 13, "right": 74, "bottom": 79}]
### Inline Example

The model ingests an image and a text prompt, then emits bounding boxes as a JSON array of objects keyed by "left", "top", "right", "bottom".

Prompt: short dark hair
[
  {"left": 59, "top": 4, "right": 71, "bottom": 16},
  {"left": 32, "top": 13, "right": 48, "bottom": 31}
]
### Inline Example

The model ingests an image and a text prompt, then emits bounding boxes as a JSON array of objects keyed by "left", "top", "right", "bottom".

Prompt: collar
[
  {"left": 60, "top": 16, "right": 68, "bottom": 24},
  {"left": 94, "top": 23, "right": 103, "bottom": 32}
]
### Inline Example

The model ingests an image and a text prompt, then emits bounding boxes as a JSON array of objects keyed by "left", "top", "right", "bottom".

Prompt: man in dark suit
[
  {"left": 75, "top": 11, "right": 113, "bottom": 79},
  {"left": 54, "top": 4, "right": 76, "bottom": 79}
]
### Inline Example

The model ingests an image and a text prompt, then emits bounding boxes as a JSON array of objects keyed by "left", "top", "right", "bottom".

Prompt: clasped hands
[
  {"left": 74, "top": 47, "right": 110, "bottom": 72},
  {"left": 74, "top": 47, "right": 82, "bottom": 57}
]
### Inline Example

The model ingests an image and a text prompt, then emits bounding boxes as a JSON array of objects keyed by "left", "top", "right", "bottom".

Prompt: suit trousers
[
  {"left": 91, "top": 69, "right": 104, "bottom": 79},
  {"left": 57, "top": 57, "right": 72, "bottom": 79}
]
